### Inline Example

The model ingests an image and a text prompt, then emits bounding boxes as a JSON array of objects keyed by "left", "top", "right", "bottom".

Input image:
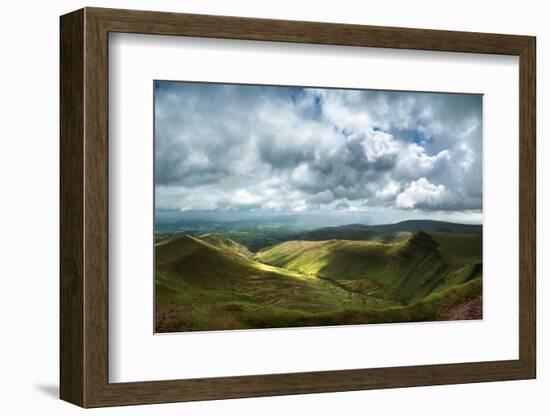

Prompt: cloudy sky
[{"left": 154, "top": 81, "right": 482, "bottom": 224}]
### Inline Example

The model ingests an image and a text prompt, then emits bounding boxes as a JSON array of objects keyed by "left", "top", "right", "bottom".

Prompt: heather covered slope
[{"left": 155, "top": 222, "right": 482, "bottom": 332}]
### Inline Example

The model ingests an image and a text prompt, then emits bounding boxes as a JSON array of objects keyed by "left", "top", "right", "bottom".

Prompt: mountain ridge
[
  {"left": 298, "top": 220, "right": 481, "bottom": 243},
  {"left": 155, "top": 221, "right": 482, "bottom": 332},
  {"left": 256, "top": 231, "right": 450, "bottom": 303}
]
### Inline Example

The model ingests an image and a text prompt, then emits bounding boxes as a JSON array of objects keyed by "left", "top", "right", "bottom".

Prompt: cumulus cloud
[
  {"left": 154, "top": 81, "right": 482, "bottom": 220},
  {"left": 396, "top": 178, "right": 446, "bottom": 209}
]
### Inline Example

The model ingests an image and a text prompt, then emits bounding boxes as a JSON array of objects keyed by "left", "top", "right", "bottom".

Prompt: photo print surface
[{"left": 154, "top": 81, "right": 483, "bottom": 333}]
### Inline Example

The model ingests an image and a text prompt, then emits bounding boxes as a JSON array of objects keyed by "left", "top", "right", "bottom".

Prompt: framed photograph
[{"left": 60, "top": 7, "right": 536, "bottom": 407}]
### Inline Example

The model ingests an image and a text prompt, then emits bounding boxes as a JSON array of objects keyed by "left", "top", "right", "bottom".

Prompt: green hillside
[
  {"left": 257, "top": 231, "right": 455, "bottom": 303},
  {"left": 156, "top": 222, "right": 482, "bottom": 332},
  {"left": 244, "top": 277, "right": 482, "bottom": 328},
  {"left": 156, "top": 233, "right": 400, "bottom": 331},
  {"left": 426, "top": 230, "right": 482, "bottom": 266}
]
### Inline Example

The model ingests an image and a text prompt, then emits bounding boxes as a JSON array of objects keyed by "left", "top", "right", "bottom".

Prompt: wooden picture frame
[{"left": 60, "top": 7, "right": 536, "bottom": 408}]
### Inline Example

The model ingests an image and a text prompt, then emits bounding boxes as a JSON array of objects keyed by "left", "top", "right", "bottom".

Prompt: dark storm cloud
[{"left": 154, "top": 82, "right": 482, "bottom": 219}]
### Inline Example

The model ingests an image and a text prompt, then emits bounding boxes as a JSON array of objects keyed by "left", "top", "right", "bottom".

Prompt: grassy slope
[
  {"left": 156, "top": 229, "right": 482, "bottom": 332},
  {"left": 426, "top": 230, "right": 482, "bottom": 266},
  {"left": 245, "top": 277, "right": 482, "bottom": 328},
  {"left": 156, "top": 234, "right": 397, "bottom": 331},
  {"left": 256, "top": 231, "right": 461, "bottom": 303}
]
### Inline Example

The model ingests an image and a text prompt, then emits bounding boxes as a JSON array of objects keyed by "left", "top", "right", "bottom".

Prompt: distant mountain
[
  {"left": 298, "top": 220, "right": 481, "bottom": 242},
  {"left": 372, "top": 220, "right": 482, "bottom": 233}
]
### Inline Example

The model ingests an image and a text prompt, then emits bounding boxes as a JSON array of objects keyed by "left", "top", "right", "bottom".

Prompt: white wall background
[{"left": 0, "top": 0, "right": 545, "bottom": 414}]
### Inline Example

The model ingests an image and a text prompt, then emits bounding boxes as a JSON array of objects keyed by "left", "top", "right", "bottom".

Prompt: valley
[{"left": 155, "top": 220, "right": 482, "bottom": 332}]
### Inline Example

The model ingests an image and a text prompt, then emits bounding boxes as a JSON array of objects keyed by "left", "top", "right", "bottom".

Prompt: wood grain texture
[
  {"left": 59, "top": 7, "right": 537, "bottom": 408},
  {"left": 518, "top": 38, "right": 537, "bottom": 375},
  {"left": 59, "top": 8, "right": 84, "bottom": 407},
  {"left": 89, "top": 7, "right": 532, "bottom": 54},
  {"left": 83, "top": 11, "right": 110, "bottom": 406}
]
